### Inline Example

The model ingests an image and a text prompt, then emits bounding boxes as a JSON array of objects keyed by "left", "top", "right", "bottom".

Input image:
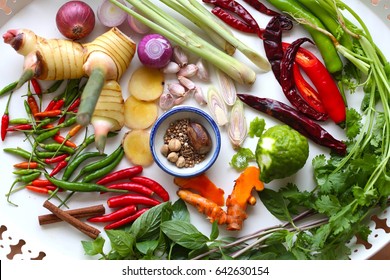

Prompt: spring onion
[{"left": 109, "top": 0, "right": 257, "bottom": 85}]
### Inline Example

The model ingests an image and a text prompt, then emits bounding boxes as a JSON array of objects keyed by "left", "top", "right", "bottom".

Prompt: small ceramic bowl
[{"left": 150, "top": 106, "right": 221, "bottom": 177}]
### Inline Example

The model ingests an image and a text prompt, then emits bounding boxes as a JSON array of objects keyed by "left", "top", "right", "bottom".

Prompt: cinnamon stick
[
  {"left": 42, "top": 200, "right": 101, "bottom": 239},
  {"left": 39, "top": 204, "right": 105, "bottom": 225}
]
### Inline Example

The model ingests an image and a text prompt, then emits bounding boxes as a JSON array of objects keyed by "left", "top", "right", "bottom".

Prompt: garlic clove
[
  {"left": 172, "top": 45, "right": 188, "bottom": 67},
  {"left": 178, "top": 75, "right": 196, "bottom": 90},
  {"left": 161, "top": 61, "right": 180, "bottom": 74},
  {"left": 168, "top": 83, "right": 186, "bottom": 97},
  {"left": 193, "top": 86, "right": 207, "bottom": 106},
  {"left": 159, "top": 90, "right": 175, "bottom": 110},
  {"left": 177, "top": 64, "right": 198, "bottom": 78},
  {"left": 195, "top": 58, "right": 210, "bottom": 81}
]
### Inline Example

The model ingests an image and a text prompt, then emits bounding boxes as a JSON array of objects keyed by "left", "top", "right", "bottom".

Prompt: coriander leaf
[
  {"left": 106, "top": 230, "right": 135, "bottom": 258},
  {"left": 172, "top": 198, "right": 190, "bottom": 222},
  {"left": 311, "top": 223, "right": 331, "bottom": 250},
  {"left": 315, "top": 195, "right": 341, "bottom": 216},
  {"left": 161, "top": 220, "right": 209, "bottom": 250},
  {"left": 345, "top": 108, "right": 362, "bottom": 139},
  {"left": 352, "top": 185, "right": 378, "bottom": 206},
  {"left": 259, "top": 188, "right": 293, "bottom": 223},
  {"left": 229, "top": 147, "right": 255, "bottom": 170},
  {"left": 81, "top": 237, "right": 105, "bottom": 257},
  {"left": 249, "top": 116, "right": 266, "bottom": 137}
]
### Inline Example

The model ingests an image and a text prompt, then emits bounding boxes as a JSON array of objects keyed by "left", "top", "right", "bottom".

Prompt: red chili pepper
[
  {"left": 102, "top": 182, "right": 154, "bottom": 197},
  {"left": 26, "top": 185, "right": 51, "bottom": 194},
  {"left": 2, "top": 90, "right": 13, "bottom": 141},
  {"left": 49, "top": 160, "right": 68, "bottom": 176},
  {"left": 44, "top": 153, "right": 69, "bottom": 164},
  {"left": 282, "top": 42, "right": 346, "bottom": 125},
  {"left": 104, "top": 208, "right": 148, "bottom": 230},
  {"left": 67, "top": 97, "right": 81, "bottom": 112},
  {"left": 87, "top": 205, "right": 138, "bottom": 223},
  {"left": 107, "top": 194, "right": 161, "bottom": 208},
  {"left": 34, "top": 109, "right": 62, "bottom": 118},
  {"left": 27, "top": 89, "right": 40, "bottom": 118},
  {"left": 96, "top": 166, "right": 143, "bottom": 185},
  {"left": 131, "top": 176, "right": 170, "bottom": 202},
  {"left": 52, "top": 134, "right": 77, "bottom": 148},
  {"left": 31, "top": 179, "right": 52, "bottom": 187},
  {"left": 44, "top": 99, "right": 57, "bottom": 112},
  {"left": 293, "top": 64, "right": 327, "bottom": 114},
  {"left": 52, "top": 99, "right": 65, "bottom": 110},
  {"left": 30, "top": 78, "right": 42, "bottom": 95},
  {"left": 13, "top": 161, "right": 42, "bottom": 169},
  {"left": 6, "top": 124, "right": 33, "bottom": 132},
  {"left": 211, "top": 7, "right": 257, "bottom": 33}
]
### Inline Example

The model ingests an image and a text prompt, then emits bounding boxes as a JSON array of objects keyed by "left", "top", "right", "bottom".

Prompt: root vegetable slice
[
  {"left": 124, "top": 95, "right": 158, "bottom": 129},
  {"left": 122, "top": 130, "right": 154, "bottom": 167},
  {"left": 128, "top": 66, "right": 165, "bottom": 101}
]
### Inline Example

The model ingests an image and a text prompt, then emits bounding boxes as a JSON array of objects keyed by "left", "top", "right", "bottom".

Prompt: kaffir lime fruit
[{"left": 255, "top": 125, "right": 309, "bottom": 183}]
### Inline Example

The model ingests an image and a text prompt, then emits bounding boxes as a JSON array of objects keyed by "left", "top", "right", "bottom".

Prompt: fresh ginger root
[{"left": 177, "top": 166, "right": 264, "bottom": 231}]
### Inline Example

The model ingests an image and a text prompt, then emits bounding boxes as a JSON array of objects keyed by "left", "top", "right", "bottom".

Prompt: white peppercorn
[
  {"left": 168, "top": 138, "right": 182, "bottom": 152},
  {"left": 176, "top": 156, "right": 186, "bottom": 168},
  {"left": 167, "top": 152, "right": 178, "bottom": 163}
]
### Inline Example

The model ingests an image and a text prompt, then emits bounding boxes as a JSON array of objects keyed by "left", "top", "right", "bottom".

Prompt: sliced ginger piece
[
  {"left": 174, "top": 174, "right": 225, "bottom": 206},
  {"left": 124, "top": 95, "right": 158, "bottom": 129},
  {"left": 226, "top": 166, "right": 264, "bottom": 231},
  {"left": 122, "top": 129, "right": 154, "bottom": 167},
  {"left": 128, "top": 66, "right": 165, "bottom": 101}
]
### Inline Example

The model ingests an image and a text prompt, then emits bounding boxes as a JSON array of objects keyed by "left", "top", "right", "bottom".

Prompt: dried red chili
[
  {"left": 242, "top": 0, "right": 280, "bottom": 16},
  {"left": 237, "top": 93, "right": 347, "bottom": 155},
  {"left": 211, "top": 7, "right": 256, "bottom": 33}
]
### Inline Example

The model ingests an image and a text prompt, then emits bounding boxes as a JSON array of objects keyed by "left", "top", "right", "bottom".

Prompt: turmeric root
[
  {"left": 177, "top": 189, "right": 227, "bottom": 225},
  {"left": 226, "top": 166, "right": 264, "bottom": 231},
  {"left": 174, "top": 174, "right": 225, "bottom": 206}
]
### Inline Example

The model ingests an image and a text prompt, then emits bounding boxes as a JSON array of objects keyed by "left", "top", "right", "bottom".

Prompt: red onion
[
  {"left": 137, "top": 34, "right": 173, "bottom": 69},
  {"left": 56, "top": 1, "right": 95, "bottom": 40},
  {"left": 97, "top": 0, "right": 127, "bottom": 27}
]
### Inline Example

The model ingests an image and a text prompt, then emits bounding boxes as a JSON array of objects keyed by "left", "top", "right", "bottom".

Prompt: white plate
[{"left": 0, "top": 0, "right": 389, "bottom": 260}]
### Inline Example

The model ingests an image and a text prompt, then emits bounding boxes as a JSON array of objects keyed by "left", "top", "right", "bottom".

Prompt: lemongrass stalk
[
  {"left": 182, "top": 0, "right": 270, "bottom": 72},
  {"left": 160, "top": 0, "right": 236, "bottom": 55},
  {"left": 113, "top": 0, "right": 256, "bottom": 85}
]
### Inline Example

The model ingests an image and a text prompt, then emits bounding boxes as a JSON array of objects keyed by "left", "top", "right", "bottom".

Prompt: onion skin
[
  {"left": 56, "top": 1, "right": 95, "bottom": 40},
  {"left": 137, "top": 34, "right": 173, "bottom": 69}
]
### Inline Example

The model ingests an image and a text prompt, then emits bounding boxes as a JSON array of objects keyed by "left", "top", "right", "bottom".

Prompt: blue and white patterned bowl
[{"left": 150, "top": 106, "right": 221, "bottom": 178}]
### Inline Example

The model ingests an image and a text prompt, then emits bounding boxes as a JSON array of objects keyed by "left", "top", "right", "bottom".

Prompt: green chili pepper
[
  {"left": 44, "top": 80, "right": 63, "bottom": 94},
  {"left": 9, "top": 118, "right": 30, "bottom": 125},
  {"left": 6, "top": 171, "right": 41, "bottom": 206},
  {"left": 62, "top": 152, "right": 106, "bottom": 181},
  {"left": 74, "top": 145, "right": 123, "bottom": 181},
  {"left": 45, "top": 174, "right": 127, "bottom": 193},
  {"left": 34, "top": 128, "right": 60, "bottom": 144},
  {"left": 4, "top": 147, "right": 44, "bottom": 164},
  {"left": 35, "top": 118, "right": 59, "bottom": 130},
  {"left": 13, "top": 169, "right": 42, "bottom": 175},
  {"left": 81, "top": 149, "right": 124, "bottom": 183},
  {"left": 0, "top": 81, "right": 18, "bottom": 97},
  {"left": 35, "top": 150, "right": 66, "bottom": 159},
  {"left": 39, "top": 143, "right": 75, "bottom": 154}
]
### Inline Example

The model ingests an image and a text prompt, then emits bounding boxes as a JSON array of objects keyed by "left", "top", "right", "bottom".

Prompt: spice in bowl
[{"left": 160, "top": 118, "right": 212, "bottom": 168}]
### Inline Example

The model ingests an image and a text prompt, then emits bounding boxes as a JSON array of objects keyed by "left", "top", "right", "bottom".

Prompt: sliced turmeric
[
  {"left": 226, "top": 166, "right": 264, "bottom": 231},
  {"left": 174, "top": 174, "right": 225, "bottom": 206},
  {"left": 177, "top": 189, "right": 227, "bottom": 225}
]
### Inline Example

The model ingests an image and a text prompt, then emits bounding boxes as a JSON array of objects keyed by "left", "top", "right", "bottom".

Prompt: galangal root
[
  {"left": 175, "top": 166, "right": 264, "bottom": 231},
  {"left": 3, "top": 27, "right": 136, "bottom": 152}
]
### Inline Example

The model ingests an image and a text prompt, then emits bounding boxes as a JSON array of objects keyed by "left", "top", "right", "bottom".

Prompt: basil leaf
[
  {"left": 209, "top": 221, "right": 219, "bottom": 240},
  {"left": 161, "top": 220, "right": 209, "bottom": 250},
  {"left": 172, "top": 199, "right": 190, "bottom": 222},
  {"left": 130, "top": 202, "right": 172, "bottom": 240},
  {"left": 81, "top": 237, "right": 105, "bottom": 256},
  {"left": 106, "top": 230, "right": 135, "bottom": 258},
  {"left": 259, "top": 188, "right": 293, "bottom": 223},
  {"left": 136, "top": 240, "right": 159, "bottom": 255}
]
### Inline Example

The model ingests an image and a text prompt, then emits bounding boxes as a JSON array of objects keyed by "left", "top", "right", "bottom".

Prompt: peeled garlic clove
[
  {"left": 228, "top": 100, "right": 247, "bottom": 150},
  {"left": 187, "top": 121, "right": 212, "bottom": 155},
  {"left": 177, "top": 64, "right": 198, "bottom": 78},
  {"left": 178, "top": 76, "right": 196, "bottom": 90},
  {"left": 216, "top": 69, "right": 237, "bottom": 106},
  {"left": 173, "top": 91, "right": 191, "bottom": 105},
  {"left": 168, "top": 83, "right": 186, "bottom": 97},
  {"left": 207, "top": 86, "right": 228, "bottom": 126},
  {"left": 196, "top": 58, "right": 210, "bottom": 81},
  {"left": 173, "top": 45, "right": 188, "bottom": 67},
  {"left": 162, "top": 61, "right": 180, "bottom": 74},
  {"left": 159, "top": 91, "right": 175, "bottom": 110},
  {"left": 193, "top": 86, "right": 207, "bottom": 106}
]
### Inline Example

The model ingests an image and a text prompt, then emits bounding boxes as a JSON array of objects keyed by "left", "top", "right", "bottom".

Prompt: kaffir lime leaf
[{"left": 255, "top": 125, "right": 309, "bottom": 183}]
